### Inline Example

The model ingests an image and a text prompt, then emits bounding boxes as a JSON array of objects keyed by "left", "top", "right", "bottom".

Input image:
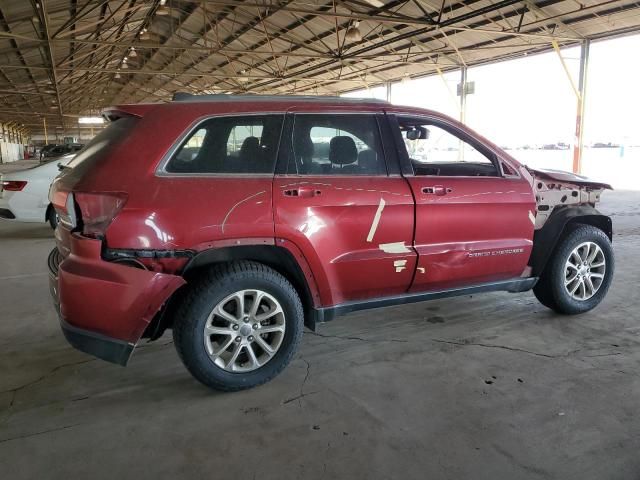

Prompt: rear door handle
[
  {"left": 283, "top": 188, "right": 322, "bottom": 198},
  {"left": 422, "top": 185, "right": 452, "bottom": 196}
]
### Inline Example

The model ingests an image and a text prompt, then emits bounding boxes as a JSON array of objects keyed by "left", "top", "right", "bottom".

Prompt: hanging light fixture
[
  {"left": 345, "top": 21, "right": 362, "bottom": 42},
  {"left": 157, "top": 0, "right": 169, "bottom": 16},
  {"left": 129, "top": 47, "right": 137, "bottom": 58},
  {"left": 115, "top": 72, "right": 121, "bottom": 79}
]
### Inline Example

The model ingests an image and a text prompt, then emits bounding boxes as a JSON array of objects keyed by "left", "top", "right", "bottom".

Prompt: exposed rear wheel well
[{"left": 148, "top": 245, "right": 316, "bottom": 340}]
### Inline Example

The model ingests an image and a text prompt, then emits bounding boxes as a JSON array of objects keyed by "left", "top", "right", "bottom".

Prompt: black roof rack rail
[{"left": 171, "top": 91, "right": 389, "bottom": 104}]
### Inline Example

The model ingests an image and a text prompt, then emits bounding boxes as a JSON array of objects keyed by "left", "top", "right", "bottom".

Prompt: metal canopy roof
[{"left": 1, "top": 0, "right": 639, "bottom": 133}]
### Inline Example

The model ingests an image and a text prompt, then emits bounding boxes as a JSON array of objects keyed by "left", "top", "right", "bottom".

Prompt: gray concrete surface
[{"left": 1, "top": 190, "right": 639, "bottom": 479}]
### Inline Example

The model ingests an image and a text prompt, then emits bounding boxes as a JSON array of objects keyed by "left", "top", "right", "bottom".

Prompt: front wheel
[
  {"left": 172, "top": 261, "right": 304, "bottom": 391},
  {"left": 534, "top": 224, "right": 614, "bottom": 315}
]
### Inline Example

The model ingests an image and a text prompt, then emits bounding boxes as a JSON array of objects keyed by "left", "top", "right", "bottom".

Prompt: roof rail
[{"left": 171, "top": 91, "right": 389, "bottom": 104}]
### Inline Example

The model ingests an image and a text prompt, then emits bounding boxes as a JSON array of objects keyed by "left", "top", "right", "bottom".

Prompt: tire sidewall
[
  {"left": 549, "top": 226, "right": 614, "bottom": 314},
  {"left": 177, "top": 271, "right": 303, "bottom": 390}
]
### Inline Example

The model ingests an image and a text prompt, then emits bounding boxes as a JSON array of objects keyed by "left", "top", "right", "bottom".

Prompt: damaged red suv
[{"left": 49, "top": 94, "right": 614, "bottom": 391}]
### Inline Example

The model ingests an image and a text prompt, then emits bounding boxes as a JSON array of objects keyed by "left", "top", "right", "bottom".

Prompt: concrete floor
[{"left": 1, "top": 190, "right": 639, "bottom": 479}]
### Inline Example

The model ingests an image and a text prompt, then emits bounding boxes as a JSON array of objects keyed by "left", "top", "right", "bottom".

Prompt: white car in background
[{"left": 0, "top": 154, "right": 75, "bottom": 229}]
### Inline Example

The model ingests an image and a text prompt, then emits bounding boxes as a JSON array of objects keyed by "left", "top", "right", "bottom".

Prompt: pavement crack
[
  {"left": 430, "top": 338, "right": 572, "bottom": 359},
  {"left": 308, "top": 331, "right": 408, "bottom": 343},
  {"left": 1, "top": 358, "right": 96, "bottom": 403},
  {"left": 0, "top": 424, "right": 80, "bottom": 444}
]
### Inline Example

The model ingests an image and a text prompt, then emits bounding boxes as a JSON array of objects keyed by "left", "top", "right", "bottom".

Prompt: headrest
[
  {"left": 239, "top": 136, "right": 260, "bottom": 158},
  {"left": 329, "top": 136, "right": 357, "bottom": 165}
]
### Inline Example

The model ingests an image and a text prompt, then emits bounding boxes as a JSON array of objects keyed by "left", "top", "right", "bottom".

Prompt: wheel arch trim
[{"left": 529, "top": 205, "right": 612, "bottom": 276}]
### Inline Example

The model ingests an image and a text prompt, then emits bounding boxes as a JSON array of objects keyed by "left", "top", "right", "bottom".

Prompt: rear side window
[
  {"left": 66, "top": 116, "right": 138, "bottom": 174},
  {"left": 288, "top": 114, "right": 386, "bottom": 175},
  {"left": 165, "top": 115, "right": 284, "bottom": 174}
]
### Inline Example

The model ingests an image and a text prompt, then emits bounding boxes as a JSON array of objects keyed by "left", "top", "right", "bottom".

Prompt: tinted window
[
  {"left": 166, "top": 115, "right": 284, "bottom": 174},
  {"left": 66, "top": 116, "right": 138, "bottom": 174},
  {"left": 289, "top": 115, "right": 386, "bottom": 175}
]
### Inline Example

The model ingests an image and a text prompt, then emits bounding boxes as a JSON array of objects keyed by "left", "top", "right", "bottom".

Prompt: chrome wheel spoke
[
  {"left": 226, "top": 343, "right": 243, "bottom": 370},
  {"left": 257, "top": 324, "right": 285, "bottom": 334},
  {"left": 245, "top": 344, "right": 260, "bottom": 368},
  {"left": 569, "top": 278, "right": 582, "bottom": 295},
  {"left": 254, "top": 335, "right": 275, "bottom": 355},
  {"left": 205, "top": 325, "right": 234, "bottom": 336},
  {"left": 255, "top": 305, "right": 283, "bottom": 323},
  {"left": 249, "top": 291, "right": 265, "bottom": 318},
  {"left": 590, "top": 272, "right": 604, "bottom": 279},
  {"left": 208, "top": 336, "right": 234, "bottom": 359},
  {"left": 213, "top": 304, "right": 240, "bottom": 324}
]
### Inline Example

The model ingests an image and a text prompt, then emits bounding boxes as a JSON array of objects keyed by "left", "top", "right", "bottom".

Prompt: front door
[
  {"left": 391, "top": 115, "right": 535, "bottom": 292},
  {"left": 273, "top": 113, "right": 416, "bottom": 306}
]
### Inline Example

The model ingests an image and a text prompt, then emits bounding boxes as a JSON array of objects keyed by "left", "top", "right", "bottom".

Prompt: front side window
[
  {"left": 289, "top": 114, "right": 386, "bottom": 175},
  {"left": 398, "top": 119, "right": 499, "bottom": 177},
  {"left": 166, "top": 115, "right": 284, "bottom": 174}
]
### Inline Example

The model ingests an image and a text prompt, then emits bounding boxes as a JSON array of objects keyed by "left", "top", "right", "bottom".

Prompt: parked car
[
  {"left": 1, "top": 154, "right": 75, "bottom": 228},
  {"left": 48, "top": 94, "right": 614, "bottom": 391},
  {"left": 41, "top": 143, "right": 84, "bottom": 160}
]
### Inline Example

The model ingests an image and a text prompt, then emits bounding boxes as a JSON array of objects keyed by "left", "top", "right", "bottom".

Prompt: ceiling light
[
  {"left": 364, "top": 0, "right": 385, "bottom": 7},
  {"left": 129, "top": 47, "right": 137, "bottom": 58},
  {"left": 345, "top": 21, "right": 362, "bottom": 42},
  {"left": 115, "top": 72, "right": 121, "bottom": 79},
  {"left": 78, "top": 117, "right": 104, "bottom": 125},
  {"left": 157, "top": 0, "right": 169, "bottom": 15},
  {"left": 121, "top": 63, "right": 128, "bottom": 69}
]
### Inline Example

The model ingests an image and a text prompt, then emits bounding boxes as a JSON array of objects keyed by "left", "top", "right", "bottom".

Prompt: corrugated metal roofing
[{"left": 0, "top": 0, "right": 639, "bottom": 133}]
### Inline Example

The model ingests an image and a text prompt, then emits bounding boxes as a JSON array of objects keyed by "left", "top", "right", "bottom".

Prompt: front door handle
[
  {"left": 422, "top": 185, "right": 452, "bottom": 196},
  {"left": 283, "top": 187, "right": 322, "bottom": 198}
]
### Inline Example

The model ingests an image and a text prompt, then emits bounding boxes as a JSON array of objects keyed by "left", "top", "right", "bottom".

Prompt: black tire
[
  {"left": 533, "top": 224, "right": 614, "bottom": 315},
  {"left": 46, "top": 205, "right": 58, "bottom": 229},
  {"left": 172, "top": 261, "right": 304, "bottom": 392}
]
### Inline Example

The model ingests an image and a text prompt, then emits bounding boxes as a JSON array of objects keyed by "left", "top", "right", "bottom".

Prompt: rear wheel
[
  {"left": 534, "top": 225, "right": 613, "bottom": 314},
  {"left": 173, "top": 261, "right": 304, "bottom": 391}
]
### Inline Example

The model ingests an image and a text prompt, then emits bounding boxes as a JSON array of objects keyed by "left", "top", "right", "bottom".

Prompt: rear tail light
[
  {"left": 74, "top": 192, "right": 127, "bottom": 238},
  {"left": 1, "top": 180, "right": 27, "bottom": 191},
  {"left": 51, "top": 190, "right": 77, "bottom": 229}
]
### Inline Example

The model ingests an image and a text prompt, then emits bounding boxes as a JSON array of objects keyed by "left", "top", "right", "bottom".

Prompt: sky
[{"left": 343, "top": 33, "right": 640, "bottom": 148}]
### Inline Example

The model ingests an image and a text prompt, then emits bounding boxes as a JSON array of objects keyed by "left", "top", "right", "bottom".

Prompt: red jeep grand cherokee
[{"left": 48, "top": 94, "right": 614, "bottom": 391}]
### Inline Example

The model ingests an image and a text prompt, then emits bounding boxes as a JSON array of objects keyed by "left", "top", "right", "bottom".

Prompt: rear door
[
  {"left": 273, "top": 112, "right": 416, "bottom": 306},
  {"left": 390, "top": 114, "right": 535, "bottom": 292}
]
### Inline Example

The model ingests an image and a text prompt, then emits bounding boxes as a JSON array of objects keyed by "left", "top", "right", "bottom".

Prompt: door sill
[{"left": 312, "top": 277, "right": 538, "bottom": 324}]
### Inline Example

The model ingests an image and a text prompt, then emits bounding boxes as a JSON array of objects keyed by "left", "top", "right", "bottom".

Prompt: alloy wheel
[
  {"left": 203, "top": 289, "right": 286, "bottom": 372},
  {"left": 564, "top": 241, "right": 606, "bottom": 301}
]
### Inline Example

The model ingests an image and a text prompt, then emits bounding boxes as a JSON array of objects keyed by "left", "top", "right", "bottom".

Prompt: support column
[
  {"left": 573, "top": 40, "right": 590, "bottom": 174},
  {"left": 43, "top": 117, "right": 48, "bottom": 144},
  {"left": 459, "top": 67, "right": 468, "bottom": 123},
  {"left": 385, "top": 81, "right": 392, "bottom": 102}
]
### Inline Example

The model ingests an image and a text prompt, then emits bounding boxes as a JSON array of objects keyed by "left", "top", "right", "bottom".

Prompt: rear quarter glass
[{"left": 65, "top": 116, "right": 139, "bottom": 178}]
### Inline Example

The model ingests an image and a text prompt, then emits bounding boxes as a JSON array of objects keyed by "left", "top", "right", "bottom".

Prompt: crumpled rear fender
[{"left": 58, "top": 234, "right": 186, "bottom": 346}]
